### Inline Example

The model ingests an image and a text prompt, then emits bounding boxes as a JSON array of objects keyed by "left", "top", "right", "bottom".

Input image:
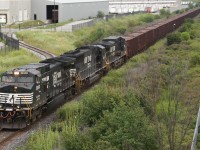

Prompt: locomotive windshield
[
  {"left": 2, "top": 76, "right": 15, "bottom": 82},
  {"left": 2, "top": 76, "right": 34, "bottom": 83}
]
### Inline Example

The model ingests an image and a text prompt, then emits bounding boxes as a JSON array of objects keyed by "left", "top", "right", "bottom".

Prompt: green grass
[
  {"left": 0, "top": 48, "right": 41, "bottom": 74},
  {"left": 6, "top": 20, "right": 45, "bottom": 29},
  {"left": 17, "top": 31, "right": 76, "bottom": 56},
  {"left": 36, "top": 19, "right": 73, "bottom": 29}
]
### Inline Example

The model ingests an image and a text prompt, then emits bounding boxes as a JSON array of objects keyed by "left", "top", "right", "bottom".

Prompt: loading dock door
[
  {"left": 47, "top": 5, "right": 59, "bottom": 23},
  {"left": 0, "top": 14, "right": 7, "bottom": 24},
  {"left": 19, "top": 10, "right": 23, "bottom": 21}
]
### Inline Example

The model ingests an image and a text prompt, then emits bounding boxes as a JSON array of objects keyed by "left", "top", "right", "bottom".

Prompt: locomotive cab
[
  {"left": 102, "top": 36, "right": 126, "bottom": 56},
  {"left": 77, "top": 45, "right": 107, "bottom": 69},
  {"left": 0, "top": 71, "right": 35, "bottom": 109},
  {"left": 99, "top": 41, "right": 116, "bottom": 64},
  {"left": 100, "top": 36, "right": 127, "bottom": 68},
  {"left": 0, "top": 63, "right": 50, "bottom": 129}
]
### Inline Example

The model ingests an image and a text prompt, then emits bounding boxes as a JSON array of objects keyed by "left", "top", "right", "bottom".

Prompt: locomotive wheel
[
  {"left": 31, "top": 116, "right": 37, "bottom": 122},
  {"left": 37, "top": 108, "right": 42, "bottom": 119}
]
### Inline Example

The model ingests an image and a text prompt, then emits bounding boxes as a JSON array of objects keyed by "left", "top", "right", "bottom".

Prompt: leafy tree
[
  {"left": 81, "top": 86, "right": 123, "bottom": 126},
  {"left": 97, "top": 11, "right": 105, "bottom": 18},
  {"left": 90, "top": 92, "right": 158, "bottom": 150},
  {"left": 159, "top": 9, "right": 171, "bottom": 17}
]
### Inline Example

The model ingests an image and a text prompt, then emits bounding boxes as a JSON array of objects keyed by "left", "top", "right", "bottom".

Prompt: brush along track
[{"left": 19, "top": 41, "right": 55, "bottom": 59}]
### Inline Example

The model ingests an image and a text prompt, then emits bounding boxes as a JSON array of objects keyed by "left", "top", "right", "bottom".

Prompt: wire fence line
[
  {"left": 191, "top": 107, "right": 200, "bottom": 150},
  {"left": 0, "top": 32, "right": 19, "bottom": 50},
  {"left": 71, "top": 13, "right": 134, "bottom": 32}
]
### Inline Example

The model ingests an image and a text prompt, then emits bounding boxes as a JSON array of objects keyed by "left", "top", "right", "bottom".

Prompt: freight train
[{"left": 0, "top": 8, "right": 200, "bottom": 129}]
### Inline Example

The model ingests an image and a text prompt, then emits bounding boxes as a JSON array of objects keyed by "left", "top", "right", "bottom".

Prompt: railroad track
[
  {"left": 0, "top": 129, "right": 19, "bottom": 149},
  {"left": 19, "top": 41, "right": 55, "bottom": 59},
  {"left": 0, "top": 125, "right": 32, "bottom": 150}
]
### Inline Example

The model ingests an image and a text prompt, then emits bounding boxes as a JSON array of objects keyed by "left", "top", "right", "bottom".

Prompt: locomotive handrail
[
  {"left": 23, "top": 96, "right": 32, "bottom": 119},
  {"left": 105, "top": 58, "right": 110, "bottom": 70},
  {"left": 0, "top": 112, "right": 9, "bottom": 119},
  {"left": 9, "top": 111, "right": 16, "bottom": 117}
]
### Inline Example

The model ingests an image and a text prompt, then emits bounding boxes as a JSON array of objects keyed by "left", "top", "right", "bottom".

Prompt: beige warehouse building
[
  {"left": 0, "top": 0, "right": 31, "bottom": 24},
  {"left": 0, "top": 0, "right": 108, "bottom": 24}
]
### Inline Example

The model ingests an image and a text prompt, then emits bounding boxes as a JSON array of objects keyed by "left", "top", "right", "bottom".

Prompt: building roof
[{"left": 47, "top": 0, "right": 108, "bottom": 4}]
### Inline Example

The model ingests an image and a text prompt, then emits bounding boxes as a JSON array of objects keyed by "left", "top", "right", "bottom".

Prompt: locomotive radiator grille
[{"left": 0, "top": 93, "right": 33, "bottom": 105}]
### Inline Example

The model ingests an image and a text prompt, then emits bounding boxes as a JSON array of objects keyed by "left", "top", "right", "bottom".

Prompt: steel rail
[{"left": 19, "top": 41, "right": 55, "bottom": 59}]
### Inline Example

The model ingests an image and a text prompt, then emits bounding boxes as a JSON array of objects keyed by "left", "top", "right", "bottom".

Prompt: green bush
[
  {"left": 81, "top": 86, "right": 123, "bottom": 126},
  {"left": 89, "top": 92, "right": 158, "bottom": 150},
  {"left": 97, "top": 11, "right": 105, "bottom": 18},
  {"left": 181, "top": 32, "right": 190, "bottom": 41},
  {"left": 140, "top": 14, "right": 154, "bottom": 23},
  {"left": 167, "top": 32, "right": 181, "bottom": 45},
  {"left": 190, "top": 55, "right": 200, "bottom": 67},
  {"left": 116, "top": 26, "right": 126, "bottom": 34}
]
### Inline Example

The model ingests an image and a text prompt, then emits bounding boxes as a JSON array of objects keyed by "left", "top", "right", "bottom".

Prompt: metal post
[
  {"left": 191, "top": 107, "right": 200, "bottom": 150},
  {"left": 54, "top": 0, "right": 56, "bottom": 32},
  {"left": 0, "top": 24, "right": 1, "bottom": 33},
  {"left": 20, "top": 97, "right": 21, "bottom": 109},
  {"left": 173, "top": 24, "right": 176, "bottom": 31}
]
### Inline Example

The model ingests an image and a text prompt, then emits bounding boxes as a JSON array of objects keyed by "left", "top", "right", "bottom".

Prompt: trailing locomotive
[
  {"left": 0, "top": 8, "right": 200, "bottom": 129},
  {"left": 0, "top": 36, "right": 126, "bottom": 129}
]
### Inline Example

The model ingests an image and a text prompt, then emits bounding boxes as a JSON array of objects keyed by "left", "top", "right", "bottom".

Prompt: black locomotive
[{"left": 0, "top": 36, "right": 126, "bottom": 129}]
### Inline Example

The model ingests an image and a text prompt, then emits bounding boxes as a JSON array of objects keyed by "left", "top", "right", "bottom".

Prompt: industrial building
[
  {"left": 0, "top": 0, "right": 31, "bottom": 24},
  {"left": 31, "top": 0, "right": 109, "bottom": 23},
  {"left": 0, "top": 0, "right": 108, "bottom": 24},
  {"left": 109, "top": 0, "right": 179, "bottom": 13}
]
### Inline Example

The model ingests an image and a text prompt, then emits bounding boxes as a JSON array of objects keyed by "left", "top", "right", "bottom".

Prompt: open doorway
[
  {"left": 46, "top": 5, "right": 59, "bottom": 23},
  {"left": 34, "top": 14, "right": 37, "bottom": 20}
]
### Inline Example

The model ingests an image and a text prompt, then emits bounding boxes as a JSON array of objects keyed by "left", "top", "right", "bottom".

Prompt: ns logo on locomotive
[{"left": 0, "top": 36, "right": 127, "bottom": 129}]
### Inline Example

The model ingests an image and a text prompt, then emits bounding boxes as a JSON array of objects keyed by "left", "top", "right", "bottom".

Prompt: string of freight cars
[{"left": 0, "top": 8, "right": 200, "bottom": 129}]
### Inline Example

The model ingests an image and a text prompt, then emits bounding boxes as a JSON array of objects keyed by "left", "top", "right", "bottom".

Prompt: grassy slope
[
  {"left": 0, "top": 49, "right": 40, "bottom": 74},
  {"left": 6, "top": 20, "right": 45, "bottom": 29}
]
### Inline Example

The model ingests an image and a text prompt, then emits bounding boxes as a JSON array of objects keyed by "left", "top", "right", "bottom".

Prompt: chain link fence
[{"left": 0, "top": 32, "right": 19, "bottom": 50}]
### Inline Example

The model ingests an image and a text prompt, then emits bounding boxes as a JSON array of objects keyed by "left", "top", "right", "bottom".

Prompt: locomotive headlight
[
  {"left": 17, "top": 105, "right": 20, "bottom": 109},
  {"left": 0, "top": 104, "right": 2, "bottom": 108},
  {"left": 14, "top": 71, "right": 20, "bottom": 76}
]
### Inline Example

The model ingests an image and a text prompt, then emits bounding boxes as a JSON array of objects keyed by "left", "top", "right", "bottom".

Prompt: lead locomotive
[{"left": 0, "top": 36, "right": 126, "bottom": 129}]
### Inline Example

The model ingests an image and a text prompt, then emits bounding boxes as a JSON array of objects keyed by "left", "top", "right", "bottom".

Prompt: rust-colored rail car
[{"left": 124, "top": 8, "right": 200, "bottom": 58}]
